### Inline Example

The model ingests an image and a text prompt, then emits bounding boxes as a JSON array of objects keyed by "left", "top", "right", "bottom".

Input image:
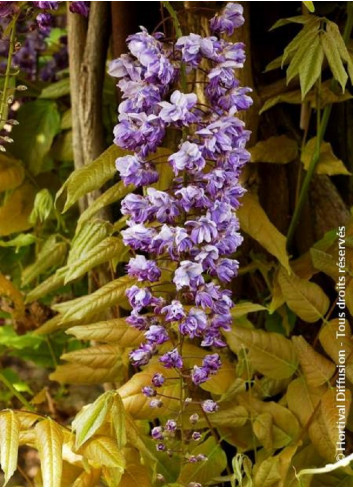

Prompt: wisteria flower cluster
[{"left": 109, "top": 2, "right": 252, "bottom": 457}]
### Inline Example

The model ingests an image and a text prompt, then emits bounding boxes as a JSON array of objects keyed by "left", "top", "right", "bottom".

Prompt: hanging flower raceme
[{"left": 109, "top": 1, "right": 252, "bottom": 459}]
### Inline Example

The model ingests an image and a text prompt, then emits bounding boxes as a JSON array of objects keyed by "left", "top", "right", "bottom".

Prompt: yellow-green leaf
[
  {"left": 302, "top": 138, "right": 351, "bottom": 176},
  {"left": 80, "top": 435, "right": 125, "bottom": 470},
  {"left": 50, "top": 345, "right": 124, "bottom": 385},
  {"left": 178, "top": 437, "right": 227, "bottom": 486},
  {"left": 72, "top": 391, "right": 114, "bottom": 448},
  {"left": 319, "top": 319, "right": 353, "bottom": 383},
  {"left": 249, "top": 135, "right": 298, "bottom": 164},
  {"left": 52, "top": 275, "right": 135, "bottom": 324},
  {"left": 0, "top": 183, "right": 35, "bottom": 236},
  {"left": 22, "top": 238, "right": 67, "bottom": 286},
  {"left": 238, "top": 193, "right": 290, "bottom": 272},
  {"left": 303, "top": 1, "right": 315, "bottom": 12},
  {"left": 77, "top": 181, "right": 134, "bottom": 228},
  {"left": 292, "top": 335, "right": 335, "bottom": 386},
  {"left": 65, "top": 237, "right": 126, "bottom": 284},
  {"left": 34, "top": 418, "right": 63, "bottom": 488},
  {"left": 0, "top": 273, "right": 25, "bottom": 318},
  {"left": 111, "top": 394, "right": 127, "bottom": 450},
  {"left": 277, "top": 266, "right": 329, "bottom": 322},
  {"left": 0, "top": 410, "right": 20, "bottom": 485},
  {"left": 231, "top": 302, "right": 267, "bottom": 318},
  {"left": 68, "top": 220, "right": 112, "bottom": 265},
  {"left": 66, "top": 318, "right": 143, "bottom": 346},
  {"left": 0, "top": 154, "right": 24, "bottom": 192},
  {"left": 225, "top": 326, "right": 298, "bottom": 379}
]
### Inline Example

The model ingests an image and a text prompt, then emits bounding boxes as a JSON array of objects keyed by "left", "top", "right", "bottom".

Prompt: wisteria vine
[{"left": 109, "top": 2, "right": 252, "bottom": 464}]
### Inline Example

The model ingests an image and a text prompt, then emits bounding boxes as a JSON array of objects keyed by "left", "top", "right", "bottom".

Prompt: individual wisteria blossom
[{"left": 110, "top": 1, "right": 251, "bottom": 461}]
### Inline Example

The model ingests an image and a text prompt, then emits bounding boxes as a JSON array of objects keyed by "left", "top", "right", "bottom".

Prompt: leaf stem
[
  {"left": 286, "top": 4, "right": 353, "bottom": 250},
  {"left": 0, "top": 14, "right": 18, "bottom": 131},
  {"left": 0, "top": 372, "right": 36, "bottom": 412}
]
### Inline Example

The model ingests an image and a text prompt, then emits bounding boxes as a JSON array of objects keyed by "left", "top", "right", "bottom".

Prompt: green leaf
[
  {"left": 51, "top": 131, "right": 73, "bottom": 162},
  {"left": 0, "top": 233, "right": 36, "bottom": 250},
  {"left": 53, "top": 275, "right": 135, "bottom": 324},
  {"left": 309, "top": 248, "right": 337, "bottom": 279},
  {"left": 286, "top": 27, "right": 318, "bottom": 84},
  {"left": 22, "top": 237, "right": 67, "bottom": 286},
  {"left": 0, "top": 154, "right": 24, "bottom": 192},
  {"left": 238, "top": 192, "right": 290, "bottom": 273},
  {"left": 0, "top": 410, "right": 20, "bottom": 485},
  {"left": 225, "top": 326, "right": 298, "bottom": 379},
  {"left": 65, "top": 237, "right": 126, "bottom": 284},
  {"left": 321, "top": 30, "right": 348, "bottom": 91},
  {"left": 0, "top": 325, "right": 43, "bottom": 349},
  {"left": 72, "top": 391, "right": 114, "bottom": 448},
  {"left": 29, "top": 188, "right": 54, "bottom": 224},
  {"left": 277, "top": 267, "right": 330, "bottom": 322},
  {"left": 270, "top": 15, "right": 314, "bottom": 30},
  {"left": 78, "top": 181, "right": 134, "bottom": 228},
  {"left": 35, "top": 418, "right": 63, "bottom": 488},
  {"left": 301, "top": 138, "right": 351, "bottom": 176},
  {"left": 260, "top": 80, "right": 352, "bottom": 113},
  {"left": 249, "top": 136, "right": 298, "bottom": 164},
  {"left": 56, "top": 145, "right": 129, "bottom": 213},
  {"left": 303, "top": 1, "right": 315, "bottom": 12},
  {"left": 39, "top": 78, "right": 70, "bottom": 99},
  {"left": 326, "top": 20, "right": 353, "bottom": 84},
  {"left": 60, "top": 108, "right": 72, "bottom": 130},
  {"left": 298, "top": 34, "right": 324, "bottom": 98},
  {"left": 10, "top": 100, "right": 60, "bottom": 175}
]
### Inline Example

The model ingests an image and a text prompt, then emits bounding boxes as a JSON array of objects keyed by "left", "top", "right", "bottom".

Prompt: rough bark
[{"left": 67, "top": 2, "right": 110, "bottom": 210}]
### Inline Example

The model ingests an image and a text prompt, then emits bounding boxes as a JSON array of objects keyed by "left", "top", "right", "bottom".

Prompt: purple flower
[
  {"left": 191, "top": 366, "right": 209, "bottom": 385},
  {"left": 161, "top": 300, "right": 185, "bottom": 321},
  {"left": 176, "top": 186, "right": 210, "bottom": 212},
  {"left": 168, "top": 141, "right": 205, "bottom": 175},
  {"left": 121, "top": 194, "right": 151, "bottom": 223},
  {"left": 122, "top": 223, "right": 155, "bottom": 251},
  {"left": 36, "top": 12, "right": 52, "bottom": 32},
  {"left": 173, "top": 261, "right": 204, "bottom": 291},
  {"left": 186, "top": 217, "right": 218, "bottom": 245},
  {"left": 127, "top": 255, "right": 161, "bottom": 282},
  {"left": 126, "top": 311, "right": 149, "bottom": 330},
  {"left": 116, "top": 155, "right": 158, "bottom": 187},
  {"left": 69, "top": 1, "right": 90, "bottom": 16},
  {"left": 202, "top": 354, "right": 221, "bottom": 373},
  {"left": 210, "top": 3, "right": 245, "bottom": 36},
  {"left": 165, "top": 419, "right": 177, "bottom": 432},
  {"left": 159, "top": 90, "right": 198, "bottom": 125},
  {"left": 0, "top": 2, "right": 15, "bottom": 17},
  {"left": 114, "top": 113, "right": 165, "bottom": 157},
  {"left": 192, "top": 431, "right": 202, "bottom": 441},
  {"left": 180, "top": 308, "right": 208, "bottom": 338},
  {"left": 130, "top": 343, "right": 154, "bottom": 366},
  {"left": 201, "top": 399, "right": 219, "bottom": 413},
  {"left": 152, "top": 373, "right": 165, "bottom": 387},
  {"left": 151, "top": 427, "right": 164, "bottom": 440},
  {"left": 33, "top": 1, "right": 58, "bottom": 9},
  {"left": 142, "top": 386, "right": 156, "bottom": 397},
  {"left": 160, "top": 348, "right": 183, "bottom": 369},
  {"left": 195, "top": 245, "right": 219, "bottom": 270},
  {"left": 145, "top": 325, "right": 169, "bottom": 345},
  {"left": 126, "top": 285, "right": 154, "bottom": 311},
  {"left": 214, "top": 258, "right": 239, "bottom": 282},
  {"left": 175, "top": 227, "right": 193, "bottom": 253},
  {"left": 147, "top": 188, "right": 180, "bottom": 223}
]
